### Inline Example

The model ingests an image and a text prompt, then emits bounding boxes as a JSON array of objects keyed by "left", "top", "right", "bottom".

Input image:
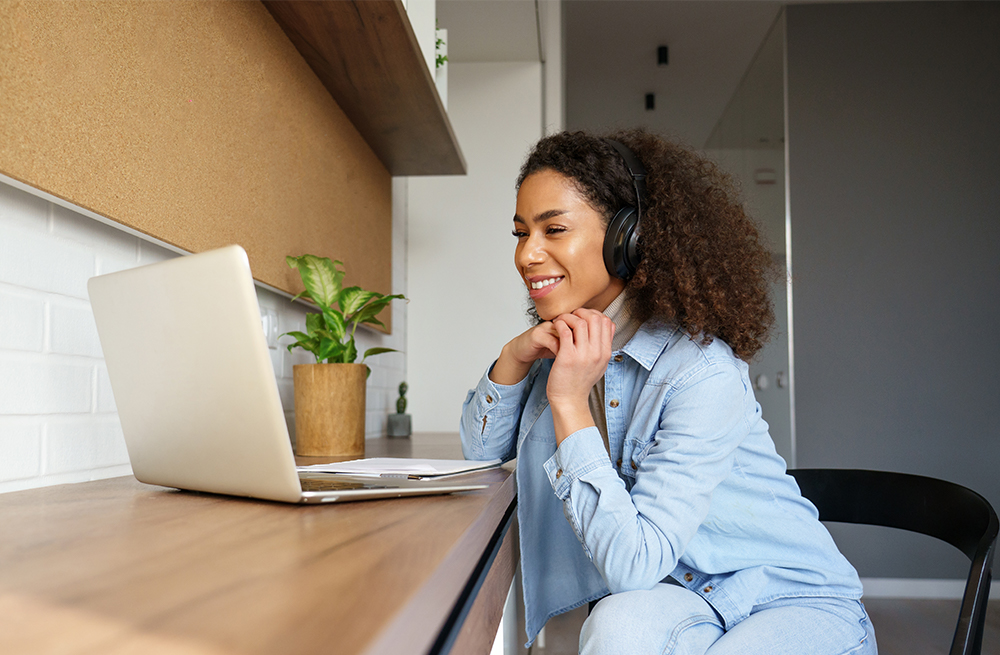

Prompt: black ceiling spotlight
[
  {"left": 658, "top": 45, "right": 669, "bottom": 66},
  {"left": 645, "top": 93, "right": 655, "bottom": 111}
]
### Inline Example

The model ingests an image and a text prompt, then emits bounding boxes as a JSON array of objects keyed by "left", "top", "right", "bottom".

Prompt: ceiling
[
  {"left": 437, "top": 0, "right": 541, "bottom": 62},
  {"left": 565, "top": 1, "right": 782, "bottom": 148},
  {"left": 436, "top": 0, "right": 785, "bottom": 147}
]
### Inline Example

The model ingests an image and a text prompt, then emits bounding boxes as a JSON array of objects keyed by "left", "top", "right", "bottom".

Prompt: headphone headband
[{"left": 605, "top": 139, "right": 647, "bottom": 212}]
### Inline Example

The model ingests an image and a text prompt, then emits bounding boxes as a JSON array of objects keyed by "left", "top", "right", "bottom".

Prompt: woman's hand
[
  {"left": 547, "top": 309, "right": 615, "bottom": 444},
  {"left": 489, "top": 322, "right": 561, "bottom": 385}
]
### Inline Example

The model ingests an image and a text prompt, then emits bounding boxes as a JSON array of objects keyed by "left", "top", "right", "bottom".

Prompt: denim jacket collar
[{"left": 622, "top": 321, "right": 677, "bottom": 370}]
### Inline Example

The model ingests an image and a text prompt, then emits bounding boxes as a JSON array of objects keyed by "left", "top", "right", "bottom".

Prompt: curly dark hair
[{"left": 516, "top": 129, "right": 777, "bottom": 361}]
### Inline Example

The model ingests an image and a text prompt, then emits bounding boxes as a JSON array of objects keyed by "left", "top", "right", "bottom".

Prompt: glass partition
[{"left": 704, "top": 12, "right": 794, "bottom": 465}]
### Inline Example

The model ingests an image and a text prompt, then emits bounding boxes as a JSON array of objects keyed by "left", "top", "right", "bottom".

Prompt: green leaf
[
  {"left": 283, "top": 255, "right": 406, "bottom": 365},
  {"left": 305, "top": 313, "right": 324, "bottom": 336},
  {"left": 282, "top": 330, "right": 312, "bottom": 343},
  {"left": 316, "top": 337, "right": 344, "bottom": 363},
  {"left": 339, "top": 287, "right": 378, "bottom": 316},
  {"left": 286, "top": 254, "right": 345, "bottom": 309},
  {"left": 359, "top": 315, "right": 386, "bottom": 330},
  {"left": 321, "top": 308, "right": 347, "bottom": 341},
  {"left": 362, "top": 347, "right": 397, "bottom": 362},
  {"left": 349, "top": 294, "right": 402, "bottom": 326},
  {"left": 313, "top": 329, "right": 337, "bottom": 342},
  {"left": 342, "top": 339, "right": 358, "bottom": 364},
  {"left": 284, "top": 334, "right": 320, "bottom": 359}
]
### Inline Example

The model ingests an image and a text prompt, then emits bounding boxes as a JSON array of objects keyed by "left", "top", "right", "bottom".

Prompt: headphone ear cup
[{"left": 603, "top": 206, "right": 640, "bottom": 279}]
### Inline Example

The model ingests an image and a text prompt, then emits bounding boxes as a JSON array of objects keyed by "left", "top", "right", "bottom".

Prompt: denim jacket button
[
  {"left": 556, "top": 469, "right": 563, "bottom": 479},
  {"left": 703, "top": 586, "right": 713, "bottom": 593},
  {"left": 614, "top": 354, "right": 623, "bottom": 362},
  {"left": 609, "top": 399, "right": 620, "bottom": 408},
  {"left": 616, "top": 458, "right": 623, "bottom": 467},
  {"left": 684, "top": 573, "right": 694, "bottom": 582},
  {"left": 486, "top": 395, "right": 494, "bottom": 403},
  {"left": 631, "top": 460, "right": 638, "bottom": 470}
]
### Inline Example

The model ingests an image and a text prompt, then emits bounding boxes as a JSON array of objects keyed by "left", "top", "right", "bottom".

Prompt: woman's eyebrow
[{"left": 513, "top": 209, "right": 569, "bottom": 224}]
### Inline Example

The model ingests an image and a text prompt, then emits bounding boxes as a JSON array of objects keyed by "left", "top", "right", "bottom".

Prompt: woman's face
[{"left": 513, "top": 169, "right": 625, "bottom": 321}]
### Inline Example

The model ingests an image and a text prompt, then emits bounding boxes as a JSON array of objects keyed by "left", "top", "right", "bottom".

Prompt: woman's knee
[
  {"left": 706, "top": 598, "right": 876, "bottom": 655},
  {"left": 579, "top": 585, "right": 723, "bottom": 655}
]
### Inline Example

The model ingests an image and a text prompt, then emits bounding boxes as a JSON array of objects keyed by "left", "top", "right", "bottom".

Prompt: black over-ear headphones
[{"left": 603, "top": 139, "right": 647, "bottom": 279}]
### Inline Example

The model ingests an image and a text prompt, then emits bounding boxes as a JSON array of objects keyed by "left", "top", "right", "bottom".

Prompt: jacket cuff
[
  {"left": 543, "top": 427, "right": 611, "bottom": 499},
  {"left": 474, "top": 363, "right": 529, "bottom": 417}
]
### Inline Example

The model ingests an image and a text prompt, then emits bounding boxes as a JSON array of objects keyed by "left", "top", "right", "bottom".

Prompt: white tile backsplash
[
  {"left": 95, "top": 365, "right": 117, "bottom": 413},
  {"left": 0, "top": 178, "right": 407, "bottom": 493},
  {"left": 0, "top": 221, "right": 97, "bottom": 299},
  {"left": 48, "top": 299, "right": 103, "bottom": 358},
  {"left": 46, "top": 417, "right": 130, "bottom": 474},
  {"left": 0, "top": 182, "right": 48, "bottom": 231},
  {"left": 0, "top": 420, "right": 43, "bottom": 482},
  {"left": 0, "top": 357, "right": 94, "bottom": 415},
  {"left": 138, "top": 239, "right": 179, "bottom": 265},
  {"left": 51, "top": 202, "right": 141, "bottom": 262},
  {"left": 0, "top": 289, "right": 45, "bottom": 352}
]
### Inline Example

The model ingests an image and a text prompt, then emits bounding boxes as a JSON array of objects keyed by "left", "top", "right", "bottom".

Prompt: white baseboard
[{"left": 861, "top": 578, "right": 999, "bottom": 600}]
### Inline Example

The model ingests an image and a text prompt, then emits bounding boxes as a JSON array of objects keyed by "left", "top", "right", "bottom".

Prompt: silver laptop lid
[{"left": 88, "top": 245, "right": 304, "bottom": 502}]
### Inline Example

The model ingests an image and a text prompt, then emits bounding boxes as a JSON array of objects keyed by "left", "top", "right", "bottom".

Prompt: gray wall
[{"left": 787, "top": 2, "right": 1000, "bottom": 578}]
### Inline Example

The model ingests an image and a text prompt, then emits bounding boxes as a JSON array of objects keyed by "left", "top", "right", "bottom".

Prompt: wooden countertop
[{"left": 0, "top": 433, "right": 515, "bottom": 655}]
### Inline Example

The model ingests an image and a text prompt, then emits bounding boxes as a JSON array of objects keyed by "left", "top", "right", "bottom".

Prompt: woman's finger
[
  {"left": 571, "top": 310, "right": 611, "bottom": 352},
  {"left": 583, "top": 311, "right": 608, "bottom": 343},
  {"left": 555, "top": 312, "right": 584, "bottom": 331},
  {"left": 552, "top": 318, "right": 574, "bottom": 349},
  {"left": 536, "top": 328, "right": 560, "bottom": 358},
  {"left": 563, "top": 313, "right": 588, "bottom": 346}
]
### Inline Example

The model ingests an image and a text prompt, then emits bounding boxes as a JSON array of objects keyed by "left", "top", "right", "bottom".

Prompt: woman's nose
[{"left": 516, "top": 234, "right": 546, "bottom": 267}]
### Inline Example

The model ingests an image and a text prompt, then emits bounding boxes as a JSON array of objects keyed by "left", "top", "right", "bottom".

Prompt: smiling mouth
[{"left": 529, "top": 276, "right": 563, "bottom": 290}]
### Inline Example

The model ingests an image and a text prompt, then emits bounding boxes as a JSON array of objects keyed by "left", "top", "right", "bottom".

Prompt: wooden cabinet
[{"left": 264, "top": 0, "right": 466, "bottom": 176}]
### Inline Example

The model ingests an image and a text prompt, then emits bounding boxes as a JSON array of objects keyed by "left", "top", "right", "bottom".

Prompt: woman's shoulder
[{"left": 633, "top": 321, "right": 747, "bottom": 385}]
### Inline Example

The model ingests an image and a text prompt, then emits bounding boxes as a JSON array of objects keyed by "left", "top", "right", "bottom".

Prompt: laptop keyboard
[{"left": 299, "top": 477, "right": 394, "bottom": 492}]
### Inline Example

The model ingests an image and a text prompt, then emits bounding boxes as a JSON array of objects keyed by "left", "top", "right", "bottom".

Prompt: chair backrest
[{"left": 789, "top": 469, "right": 998, "bottom": 655}]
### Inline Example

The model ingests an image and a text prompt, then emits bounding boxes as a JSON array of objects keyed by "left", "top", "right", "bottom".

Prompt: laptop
[{"left": 87, "top": 245, "right": 486, "bottom": 503}]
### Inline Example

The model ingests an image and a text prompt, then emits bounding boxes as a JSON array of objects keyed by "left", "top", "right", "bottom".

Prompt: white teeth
[{"left": 530, "top": 277, "right": 561, "bottom": 290}]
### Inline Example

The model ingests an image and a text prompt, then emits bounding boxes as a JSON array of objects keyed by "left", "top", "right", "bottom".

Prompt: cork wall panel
[{"left": 0, "top": 0, "right": 393, "bottom": 330}]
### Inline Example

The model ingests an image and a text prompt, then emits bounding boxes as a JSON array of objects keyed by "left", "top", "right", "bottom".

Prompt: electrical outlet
[{"left": 260, "top": 308, "right": 279, "bottom": 349}]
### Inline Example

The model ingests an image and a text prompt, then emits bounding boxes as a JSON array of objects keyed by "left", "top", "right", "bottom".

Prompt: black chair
[{"left": 789, "top": 468, "right": 998, "bottom": 655}]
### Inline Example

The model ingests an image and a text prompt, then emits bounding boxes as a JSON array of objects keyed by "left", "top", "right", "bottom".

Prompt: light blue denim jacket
[{"left": 460, "top": 321, "right": 862, "bottom": 646}]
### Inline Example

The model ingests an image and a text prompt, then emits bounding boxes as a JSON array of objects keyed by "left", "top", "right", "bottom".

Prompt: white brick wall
[{"left": 0, "top": 177, "right": 407, "bottom": 493}]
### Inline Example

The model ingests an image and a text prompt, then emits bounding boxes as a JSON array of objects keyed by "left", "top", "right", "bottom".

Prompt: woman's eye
[
  {"left": 546, "top": 226, "right": 566, "bottom": 235},
  {"left": 511, "top": 230, "right": 527, "bottom": 238}
]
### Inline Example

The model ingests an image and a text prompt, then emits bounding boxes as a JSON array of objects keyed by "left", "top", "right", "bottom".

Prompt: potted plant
[
  {"left": 282, "top": 254, "right": 404, "bottom": 458},
  {"left": 387, "top": 381, "right": 411, "bottom": 438}
]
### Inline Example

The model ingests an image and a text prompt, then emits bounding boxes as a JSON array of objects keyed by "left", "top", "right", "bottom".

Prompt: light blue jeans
[{"left": 580, "top": 583, "right": 877, "bottom": 655}]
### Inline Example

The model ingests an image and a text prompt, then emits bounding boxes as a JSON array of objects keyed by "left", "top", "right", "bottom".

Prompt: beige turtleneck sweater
[{"left": 588, "top": 292, "right": 641, "bottom": 456}]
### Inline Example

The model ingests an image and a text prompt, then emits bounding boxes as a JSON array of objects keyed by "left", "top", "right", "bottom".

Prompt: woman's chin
[
  {"left": 526, "top": 295, "right": 576, "bottom": 323},
  {"left": 536, "top": 302, "right": 577, "bottom": 322}
]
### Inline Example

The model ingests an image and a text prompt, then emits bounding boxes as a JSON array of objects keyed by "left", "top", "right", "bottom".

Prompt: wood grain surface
[
  {"left": 449, "top": 520, "right": 518, "bottom": 655},
  {"left": 262, "top": 0, "right": 466, "bottom": 176},
  {"left": 0, "top": 433, "right": 515, "bottom": 654}
]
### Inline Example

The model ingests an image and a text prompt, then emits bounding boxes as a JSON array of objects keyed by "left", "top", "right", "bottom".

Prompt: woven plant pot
[{"left": 293, "top": 363, "right": 366, "bottom": 457}]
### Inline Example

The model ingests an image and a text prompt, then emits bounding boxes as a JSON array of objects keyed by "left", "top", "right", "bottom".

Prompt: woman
[{"left": 460, "top": 130, "right": 876, "bottom": 654}]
